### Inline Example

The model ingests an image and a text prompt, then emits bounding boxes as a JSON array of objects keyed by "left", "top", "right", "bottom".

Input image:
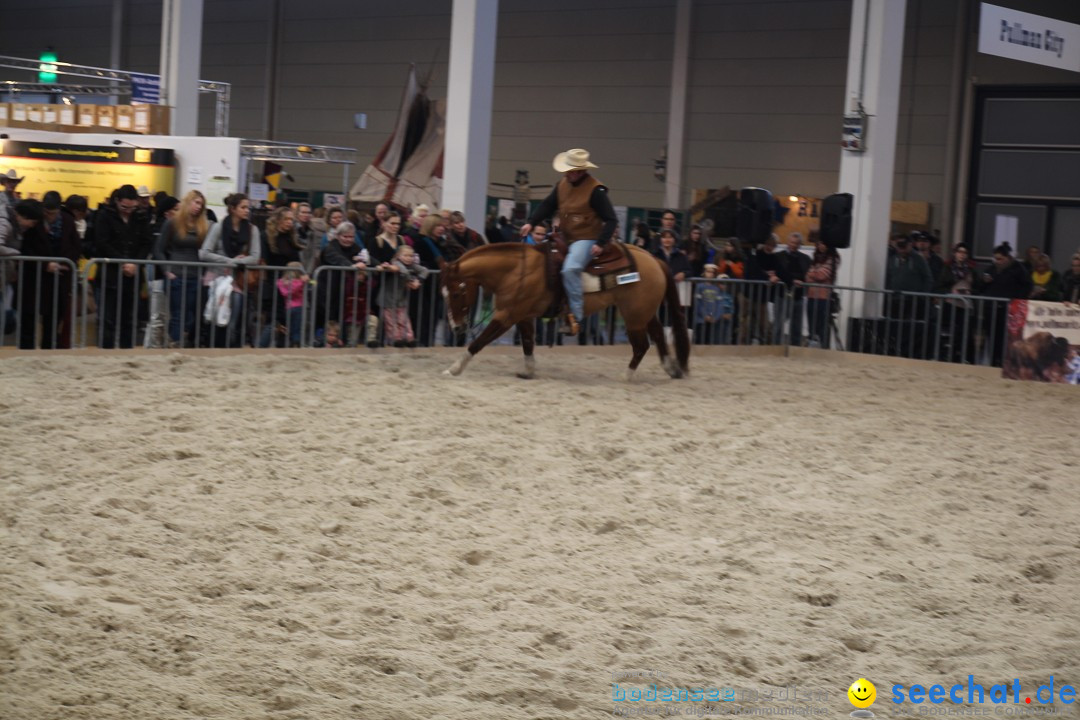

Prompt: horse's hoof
[
  {"left": 444, "top": 366, "right": 461, "bottom": 376},
  {"left": 625, "top": 369, "right": 637, "bottom": 383},
  {"left": 515, "top": 372, "right": 534, "bottom": 380}
]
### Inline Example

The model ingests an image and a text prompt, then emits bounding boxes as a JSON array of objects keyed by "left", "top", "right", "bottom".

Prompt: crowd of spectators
[
  {"left": 1, "top": 169, "right": 1077, "bottom": 360},
  {"left": 0, "top": 168, "right": 494, "bottom": 349}
]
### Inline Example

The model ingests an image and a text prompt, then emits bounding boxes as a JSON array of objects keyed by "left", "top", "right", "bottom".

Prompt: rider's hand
[
  {"left": 591, "top": 244, "right": 603, "bottom": 257},
  {"left": 520, "top": 223, "right": 533, "bottom": 239}
]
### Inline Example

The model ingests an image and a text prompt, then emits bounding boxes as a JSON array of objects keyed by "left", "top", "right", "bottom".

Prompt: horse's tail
[{"left": 663, "top": 265, "right": 691, "bottom": 374}]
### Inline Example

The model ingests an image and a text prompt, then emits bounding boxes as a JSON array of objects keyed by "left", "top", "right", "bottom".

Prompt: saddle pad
[{"left": 582, "top": 271, "right": 639, "bottom": 294}]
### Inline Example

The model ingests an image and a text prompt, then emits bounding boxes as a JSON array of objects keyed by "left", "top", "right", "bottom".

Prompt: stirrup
[{"left": 560, "top": 313, "right": 580, "bottom": 336}]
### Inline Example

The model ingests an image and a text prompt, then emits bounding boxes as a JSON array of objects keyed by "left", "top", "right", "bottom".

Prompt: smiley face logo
[{"left": 848, "top": 678, "right": 876, "bottom": 709}]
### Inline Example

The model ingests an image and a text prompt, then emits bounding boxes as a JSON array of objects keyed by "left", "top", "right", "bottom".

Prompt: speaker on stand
[
  {"left": 736, "top": 187, "right": 775, "bottom": 246},
  {"left": 820, "top": 192, "right": 853, "bottom": 249}
]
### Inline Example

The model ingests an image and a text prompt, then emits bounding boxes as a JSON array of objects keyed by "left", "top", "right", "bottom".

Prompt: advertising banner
[
  {"left": 0, "top": 139, "right": 176, "bottom": 207},
  {"left": 1002, "top": 299, "right": 1080, "bottom": 384}
]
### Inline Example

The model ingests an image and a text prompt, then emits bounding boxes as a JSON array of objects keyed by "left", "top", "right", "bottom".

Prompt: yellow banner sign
[{"left": 1, "top": 140, "right": 176, "bottom": 207}]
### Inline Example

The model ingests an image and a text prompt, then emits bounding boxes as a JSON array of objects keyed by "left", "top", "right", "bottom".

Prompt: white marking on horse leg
[
  {"left": 625, "top": 367, "right": 637, "bottom": 383},
  {"left": 444, "top": 351, "right": 474, "bottom": 376},
  {"left": 663, "top": 356, "right": 682, "bottom": 379},
  {"left": 517, "top": 355, "right": 536, "bottom": 379}
]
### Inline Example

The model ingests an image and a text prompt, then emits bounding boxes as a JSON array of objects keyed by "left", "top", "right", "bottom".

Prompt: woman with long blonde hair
[
  {"left": 153, "top": 189, "right": 212, "bottom": 347},
  {"left": 265, "top": 206, "right": 300, "bottom": 266}
]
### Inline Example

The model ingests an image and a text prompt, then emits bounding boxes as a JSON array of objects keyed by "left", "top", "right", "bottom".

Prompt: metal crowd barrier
[
  {"left": 79, "top": 259, "right": 311, "bottom": 350},
  {"left": 801, "top": 284, "right": 1011, "bottom": 366},
  {"left": 0, "top": 256, "right": 80, "bottom": 350},
  {"left": 309, "top": 265, "right": 446, "bottom": 348},
  {"left": 1, "top": 255, "right": 1023, "bottom": 369}
]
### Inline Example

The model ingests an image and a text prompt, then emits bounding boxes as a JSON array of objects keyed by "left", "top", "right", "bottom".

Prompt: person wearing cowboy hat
[
  {"left": 1, "top": 169, "right": 25, "bottom": 219},
  {"left": 519, "top": 148, "right": 617, "bottom": 335},
  {"left": 136, "top": 185, "right": 153, "bottom": 214}
]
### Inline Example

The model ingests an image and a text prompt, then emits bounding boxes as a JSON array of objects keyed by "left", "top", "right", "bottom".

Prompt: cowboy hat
[
  {"left": 136, "top": 185, "right": 152, "bottom": 197},
  {"left": 552, "top": 148, "right": 598, "bottom": 173},
  {"left": 2, "top": 169, "right": 25, "bottom": 184}
]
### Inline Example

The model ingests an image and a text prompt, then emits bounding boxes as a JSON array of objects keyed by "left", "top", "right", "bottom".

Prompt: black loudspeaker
[
  {"left": 820, "top": 192, "right": 853, "bottom": 249},
  {"left": 736, "top": 187, "right": 774, "bottom": 245},
  {"left": 705, "top": 193, "right": 738, "bottom": 238}
]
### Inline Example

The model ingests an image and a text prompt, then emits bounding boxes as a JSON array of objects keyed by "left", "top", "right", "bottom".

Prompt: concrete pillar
[
  {"left": 443, "top": 0, "right": 498, "bottom": 229},
  {"left": 836, "top": 0, "right": 907, "bottom": 296},
  {"left": 159, "top": 0, "right": 204, "bottom": 136},
  {"left": 665, "top": 0, "right": 692, "bottom": 210},
  {"left": 109, "top": 0, "right": 124, "bottom": 73}
]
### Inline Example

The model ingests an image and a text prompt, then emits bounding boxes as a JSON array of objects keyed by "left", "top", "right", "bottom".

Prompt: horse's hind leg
[
  {"left": 625, "top": 327, "right": 650, "bottom": 382},
  {"left": 516, "top": 319, "right": 537, "bottom": 379},
  {"left": 647, "top": 316, "right": 683, "bottom": 379}
]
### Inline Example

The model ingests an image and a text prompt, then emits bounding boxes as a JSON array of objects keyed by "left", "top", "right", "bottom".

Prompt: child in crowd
[
  {"left": 276, "top": 261, "right": 308, "bottom": 347},
  {"left": 378, "top": 244, "right": 429, "bottom": 347},
  {"left": 527, "top": 224, "right": 549, "bottom": 245},
  {"left": 694, "top": 265, "right": 734, "bottom": 345},
  {"left": 323, "top": 320, "right": 345, "bottom": 348}
]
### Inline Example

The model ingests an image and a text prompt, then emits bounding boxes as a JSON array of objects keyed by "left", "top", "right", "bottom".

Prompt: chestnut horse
[{"left": 439, "top": 243, "right": 690, "bottom": 381}]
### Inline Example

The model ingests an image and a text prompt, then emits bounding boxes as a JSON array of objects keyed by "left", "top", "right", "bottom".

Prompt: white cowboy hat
[
  {"left": 552, "top": 148, "right": 598, "bottom": 173},
  {"left": 2, "top": 169, "right": 25, "bottom": 184},
  {"left": 136, "top": 185, "right": 151, "bottom": 197}
]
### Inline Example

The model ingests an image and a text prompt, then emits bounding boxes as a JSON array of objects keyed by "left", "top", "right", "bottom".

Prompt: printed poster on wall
[
  {"left": 1002, "top": 299, "right": 1080, "bottom": 384},
  {"left": 0, "top": 140, "right": 176, "bottom": 207}
]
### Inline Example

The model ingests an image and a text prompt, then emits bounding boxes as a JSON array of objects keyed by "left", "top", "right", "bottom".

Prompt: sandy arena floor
[{"left": 1, "top": 348, "right": 1077, "bottom": 720}]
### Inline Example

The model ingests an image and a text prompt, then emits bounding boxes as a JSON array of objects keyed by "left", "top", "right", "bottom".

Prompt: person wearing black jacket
[
  {"left": 653, "top": 229, "right": 691, "bottom": 328},
  {"left": 32, "top": 193, "right": 82, "bottom": 348},
  {"left": 93, "top": 185, "right": 153, "bottom": 348},
  {"left": 737, "top": 235, "right": 788, "bottom": 344},
  {"left": 976, "top": 242, "right": 1033, "bottom": 366},
  {"left": 13, "top": 198, "right": 77, "bottom": 349},
  {"left": 775, "top": 233, "right": 811, "bottom": 345},
  {"left": 319, "top": 220, "right": 368, "bottom": 346}
]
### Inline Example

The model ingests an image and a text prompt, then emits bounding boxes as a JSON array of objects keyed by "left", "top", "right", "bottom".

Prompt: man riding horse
[{"left": 519, "top": 148, "right": 617, "bottom": 336}]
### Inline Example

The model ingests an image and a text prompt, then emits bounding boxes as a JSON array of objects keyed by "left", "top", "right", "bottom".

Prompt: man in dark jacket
[
  {"left": 977, "top": 243, "right": 1033, "bottom": 366},
  {"left": 775, "top": 232, "right": 810, "bottom": 344},
  {"left": 913, "top": 231, "right": 944, "bottom": 285},
  {"left": 885, "top": 236, "right": 933, "bottom": 319},
  {"left": 26, "top": 192, "right": 82, "bottom": 348},
  {"left": 93, "top": 184, "right": 153, "bottom": 348}
]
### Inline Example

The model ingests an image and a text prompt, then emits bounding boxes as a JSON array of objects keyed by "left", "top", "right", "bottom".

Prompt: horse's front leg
[
  {"left": 443, "top": 310, "right": 514, "bottom": 376},
  {"left": 516, "top": 319, "right": 537, "bottom": 379}
]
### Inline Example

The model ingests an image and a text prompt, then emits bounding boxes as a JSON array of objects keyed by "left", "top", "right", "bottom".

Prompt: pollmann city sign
[{"left": 978, "top": 3, "right": 1080, "bottom": 73}]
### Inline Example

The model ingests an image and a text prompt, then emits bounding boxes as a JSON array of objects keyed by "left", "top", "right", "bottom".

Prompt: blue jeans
[
  {"left": 562, "top": 239, "right": 596, "bottom": 321},
  {"left": 168, "top": 274, "right": 200, "bottom": 345}
]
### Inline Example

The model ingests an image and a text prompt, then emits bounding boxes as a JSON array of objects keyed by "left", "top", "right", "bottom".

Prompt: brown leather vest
[{"left": 557, "top": 174, "right": 604, "bottom": 242}]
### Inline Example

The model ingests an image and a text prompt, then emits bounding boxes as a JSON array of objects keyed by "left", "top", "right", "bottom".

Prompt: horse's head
[{"left": 440, "top": 260, "right": 476, "bottom": 336}]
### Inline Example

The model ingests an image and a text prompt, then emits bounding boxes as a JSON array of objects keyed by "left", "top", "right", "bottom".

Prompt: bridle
[{"left": 444, "top": 263, "right": 471, "bottom": 329}]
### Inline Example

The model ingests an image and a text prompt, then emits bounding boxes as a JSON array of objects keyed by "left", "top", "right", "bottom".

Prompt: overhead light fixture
[{"left": 788, "top": 195, "right": 799, "bottom": 203}]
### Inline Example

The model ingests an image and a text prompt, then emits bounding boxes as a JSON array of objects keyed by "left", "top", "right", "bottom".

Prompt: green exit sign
[{"left": 39, "top": 49, "right": 58, "bottom": 83}]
